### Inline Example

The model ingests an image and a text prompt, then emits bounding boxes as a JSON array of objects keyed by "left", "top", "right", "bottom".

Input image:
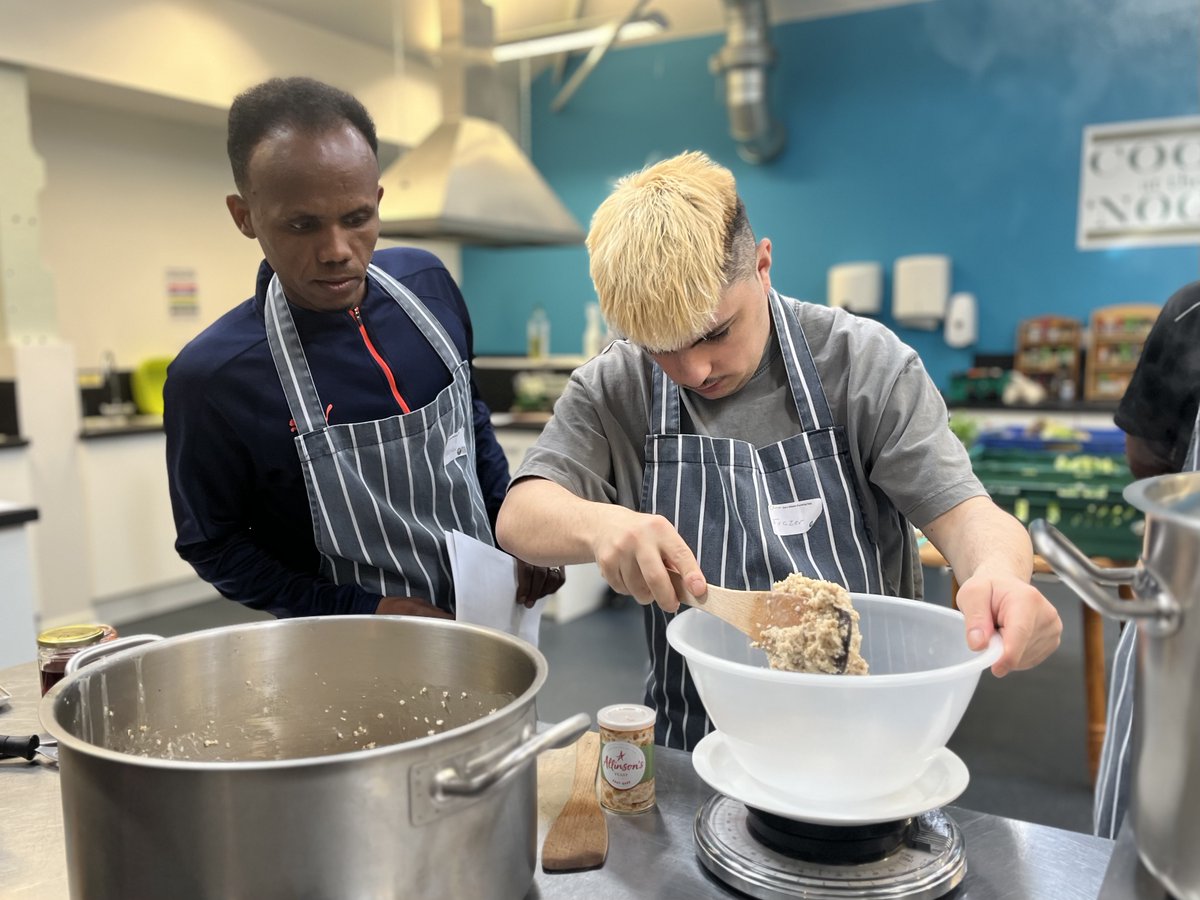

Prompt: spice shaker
[
  {"left": 597, "top": 703, "right": 656, "bottom": 814},
  {"left": 37, "top": 624, "right": 117, "bottom": 695}
]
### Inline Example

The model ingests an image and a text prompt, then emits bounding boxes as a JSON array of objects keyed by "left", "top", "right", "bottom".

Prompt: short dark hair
[
  {"left": 722, "top": 197, "right": 757, "bottom": 287},
  {"left": 227, "top": 77, "right": 379, "bottom": 193}
]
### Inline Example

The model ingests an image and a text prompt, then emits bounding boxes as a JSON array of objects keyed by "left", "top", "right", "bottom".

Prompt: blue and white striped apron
[
  {"left": 1095, "top": 405, "right": 1200, "bottom": 837},
  {"left": 641, "top": 289, "right": 885, "bottom": 750},
  {"left": 264, "top": 264, "right": 494, "bottom": 614}
]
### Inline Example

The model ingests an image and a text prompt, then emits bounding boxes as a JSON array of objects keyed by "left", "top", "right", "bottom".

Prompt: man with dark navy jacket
[{"left": 165, "top": 77, "right": 562, "bottom": 619}]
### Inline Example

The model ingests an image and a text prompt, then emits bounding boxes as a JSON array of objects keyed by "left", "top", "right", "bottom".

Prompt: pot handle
[
  {"left": 64, "top": 634, "right": 164, "bottom": 676},
  {"left": 434, "top": 712, "right": 591, "bottom": 799},
  {"left": 1030, "top": 520, "right": 1180, "bottom": 636}
]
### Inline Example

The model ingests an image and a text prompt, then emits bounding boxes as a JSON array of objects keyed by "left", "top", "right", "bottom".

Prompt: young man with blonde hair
[{"left": 496, "top": 150, "right": 1061, "bottom": 750}]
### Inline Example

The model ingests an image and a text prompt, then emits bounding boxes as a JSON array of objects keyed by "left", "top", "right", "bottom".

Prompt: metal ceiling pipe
[{"left": 709, "top": 0, "right": 786, "bottom": 165}]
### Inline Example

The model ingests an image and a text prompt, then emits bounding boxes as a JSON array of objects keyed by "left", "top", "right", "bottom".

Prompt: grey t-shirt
[{"left": 513, "top": 297, "right": 985, "bottom": 599}]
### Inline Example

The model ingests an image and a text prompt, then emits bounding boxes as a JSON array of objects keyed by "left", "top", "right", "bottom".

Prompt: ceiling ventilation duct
[
  {"left": 709, "top": 0, "right": 786, "bottom": 164},
  {"left": 377, "top": 0, "right": 585, "bottom": 246}
]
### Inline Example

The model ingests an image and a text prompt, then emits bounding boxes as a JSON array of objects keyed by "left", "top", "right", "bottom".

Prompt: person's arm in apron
[{"left": 165, "top": 365, "right": 383, "bottom": 618}]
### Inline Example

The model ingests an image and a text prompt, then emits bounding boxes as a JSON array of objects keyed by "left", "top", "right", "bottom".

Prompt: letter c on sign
[{"left": 1090, "top": 145, "right": 1123, "bottom": 177}]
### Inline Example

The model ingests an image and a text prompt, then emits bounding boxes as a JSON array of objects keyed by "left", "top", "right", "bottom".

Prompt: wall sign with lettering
[{"left": 1077, "top": 115, "right": 1200, "bottom": 250}]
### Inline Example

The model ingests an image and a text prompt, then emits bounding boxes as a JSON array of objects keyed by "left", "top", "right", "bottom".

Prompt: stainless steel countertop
[{"left": 1, "top": 661, "right": 1114, "bottom": 899}]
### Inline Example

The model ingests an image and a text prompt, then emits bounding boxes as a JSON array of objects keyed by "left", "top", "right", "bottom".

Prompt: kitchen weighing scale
[
  {"left": 690, "top": 732, "right": 969, "bottom": 899},
  {"left": 694, "top": 794, "right": 966, "bottom": 900}
]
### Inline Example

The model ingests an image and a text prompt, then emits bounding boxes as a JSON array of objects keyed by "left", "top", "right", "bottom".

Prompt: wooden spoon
[
  {"left": 541, "top": 730, "right": 608, "bottom": 872},
  {"left": 668, "top": 572, "right": 807, "bottom": 641}
]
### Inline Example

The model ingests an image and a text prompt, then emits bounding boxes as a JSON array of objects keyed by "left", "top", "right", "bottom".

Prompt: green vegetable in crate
[
  {"left": 1054, "top": 454, "right": 1120, "bottom": 476},
  {"left": 1031, "top": 420, "right": 1086, "bottom": 441},
  {"left": 948, "top": 414, "right": 979, "bottom": 448},
  {"left": 1036, "top": 424, "right": 1084, "bottom": 441},
  {"left": 1015, "top": 497, "right": 1029, "bottom": 521}
]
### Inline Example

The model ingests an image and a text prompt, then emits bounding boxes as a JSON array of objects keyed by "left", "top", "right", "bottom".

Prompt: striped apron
[
  {"left": 1095, "top": 404, "right": 1200, "bottom": 837},
  {"left": 264, "top": 264, "right": 494, "bottom": 615},
  {"left": 641, "top": 289, "right": 885, "bottom": 750}
]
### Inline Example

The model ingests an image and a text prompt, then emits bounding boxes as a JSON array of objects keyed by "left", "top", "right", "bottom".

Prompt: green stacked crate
[{"left": 969, "top": 447, "right": 1143, "bottom": 560}]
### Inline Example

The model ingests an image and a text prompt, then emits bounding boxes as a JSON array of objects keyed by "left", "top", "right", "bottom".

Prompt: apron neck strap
[
  {"left": 264, "top": 275, "right": 326, "bottom": 435},
  {"left": 649, "top": 365, "right": 683, "bottom": 433},
  {"left": 264, "top": 265, "right": 467, "bottom": 436},
  {"left": 768, "top": 289, "right": 834, "bottom": 431},
  {"left": 366, "top": 264, "right": 464, "bottom": 373}
]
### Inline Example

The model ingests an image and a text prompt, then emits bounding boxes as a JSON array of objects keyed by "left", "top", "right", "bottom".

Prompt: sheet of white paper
[{"left": 447, "top": 531, "right": 547, "bottom": 647}]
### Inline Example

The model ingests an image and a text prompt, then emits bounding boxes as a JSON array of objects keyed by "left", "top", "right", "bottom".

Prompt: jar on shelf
[
  {"left": 37, "top": 624, "right": 118, "bottom": 695},
  {"left": 597, "top": 704, "right": 656, "bottom": 814}
]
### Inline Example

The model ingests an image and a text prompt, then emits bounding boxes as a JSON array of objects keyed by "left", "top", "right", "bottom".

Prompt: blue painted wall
[{"left": 462, "top": 0, "right": 1200, "bottom": 388}]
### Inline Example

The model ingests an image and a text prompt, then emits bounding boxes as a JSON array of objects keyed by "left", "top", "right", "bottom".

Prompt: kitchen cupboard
[
  {"left": 1084, "top": 304, "right": 1161, "bottom": 401},
  {"left": 0, "top": 501, "right": 38, "bottom": 669},
  {"left": 0, "top": 446, "right": 38, "bottom": 667},
  {"left": 0, "top": 445, "right": 33, "bottom": 506},
  {"left": 76, "top": 428, "right": 211, "bottom": 621}
]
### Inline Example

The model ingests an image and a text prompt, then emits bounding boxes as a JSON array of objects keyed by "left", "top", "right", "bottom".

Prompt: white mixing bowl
[{"left": 666, "top": 593, "right": 1002, "bottom": 803}]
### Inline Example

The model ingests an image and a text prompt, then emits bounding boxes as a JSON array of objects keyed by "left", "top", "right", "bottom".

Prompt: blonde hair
[{"left": 587, "top": 151, "right": 755, "bottom": 352}]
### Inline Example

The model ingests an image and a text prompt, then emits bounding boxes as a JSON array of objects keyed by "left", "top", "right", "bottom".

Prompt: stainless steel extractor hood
[{"left": 377, "top": 0, "right": 584, "bottom": 246}]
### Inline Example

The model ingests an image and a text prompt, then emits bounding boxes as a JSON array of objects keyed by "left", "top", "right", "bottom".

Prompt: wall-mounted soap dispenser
[{"left": 944, "top": 292, "right": 978, "bottom": 348}]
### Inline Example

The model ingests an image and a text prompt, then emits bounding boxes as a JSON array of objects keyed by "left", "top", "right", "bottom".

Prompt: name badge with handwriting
[
  {"left": 443, "top": 429, "right": 468, "bottom": 467},
  {"left": 768, "top": 499, "right": 824, "bottom": 536}
]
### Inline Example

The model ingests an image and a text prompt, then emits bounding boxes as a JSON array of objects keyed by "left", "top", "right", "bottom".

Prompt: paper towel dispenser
[
  {"left": 827, "top": 262, "right": 882, "bottom": 314},
  {"left": 893, "top": 255, "right": 950, "bottom": 330}
]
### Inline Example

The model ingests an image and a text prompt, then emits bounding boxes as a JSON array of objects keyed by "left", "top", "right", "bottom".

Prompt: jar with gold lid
[{"left": 37, "top": 624, "right": 117, "bottom": 695}]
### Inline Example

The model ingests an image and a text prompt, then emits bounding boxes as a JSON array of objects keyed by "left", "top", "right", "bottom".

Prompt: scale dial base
[{"left": 694, "top": 794, "right": 967, "bottom": 900}]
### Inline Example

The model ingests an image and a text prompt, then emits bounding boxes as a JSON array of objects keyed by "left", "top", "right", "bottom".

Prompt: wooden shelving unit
[
  {"left": 1015, "top": 316, "right": 1083, "bottom": 399},
  {"left": 1084, "top": 303, "right": 1161, "bottom": 401}
]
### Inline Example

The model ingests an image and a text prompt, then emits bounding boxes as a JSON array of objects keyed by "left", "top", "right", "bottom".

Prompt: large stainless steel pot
[
  {"left": 1031, "top": 470, "right": 1200, "bottom": 900},
  {"left": 39, "top": 615, "right": 589, "bottom": 900}
]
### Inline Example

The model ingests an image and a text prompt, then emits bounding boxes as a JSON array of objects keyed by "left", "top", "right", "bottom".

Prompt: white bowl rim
[{"left": 666, "top": 591, "right": 1003, "bottom": 687}]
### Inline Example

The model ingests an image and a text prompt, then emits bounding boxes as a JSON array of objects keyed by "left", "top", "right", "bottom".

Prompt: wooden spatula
[
  {"left": 541, "top": 730, "right": 608, "bottom": 872},
  {"left": 668, "top": 572, "right": 807, "bottom": 641}
]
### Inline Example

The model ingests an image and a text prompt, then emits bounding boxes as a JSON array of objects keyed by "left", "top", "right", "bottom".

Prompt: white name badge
[
  {"left": 768, "top": 499, "right": 825, "bottom": 536},
  {"left": 443, "top": 429, "right": 468, "bottom": 467}
]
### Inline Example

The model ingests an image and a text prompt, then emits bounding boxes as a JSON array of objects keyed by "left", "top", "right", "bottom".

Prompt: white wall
[
  {"left": 30, "top": 95, "right": 262, "bottom": 369},
  {"left": 29, "top": 95, "right": 465, "bottom": 373}
]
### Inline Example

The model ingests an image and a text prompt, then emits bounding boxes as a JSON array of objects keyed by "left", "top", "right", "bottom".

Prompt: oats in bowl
[{"left": 753, "top": 573, "right": 868, "bottom": 674}]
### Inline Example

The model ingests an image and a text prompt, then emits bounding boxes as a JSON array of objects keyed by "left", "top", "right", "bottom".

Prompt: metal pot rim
[
  {"left": 39, "top": 615, "right": 547, "bottom": 771},
  {"left": 1124, "top": 471, "right": 1200, "bottom": 523}
]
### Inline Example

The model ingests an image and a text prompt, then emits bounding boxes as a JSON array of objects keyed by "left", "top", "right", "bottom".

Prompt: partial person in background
[
  {"left": 1097, "top": 281, "right": 1200, "bottom": 838},
  {"left": 165, "top": 77, "right": 562, "bottom": 620},
  {"left": 1114, "top": 282, "right": 1200, "bottom": 479},
  {"left": 495, "top": 150, "right": 1062, "bottom": 750}
]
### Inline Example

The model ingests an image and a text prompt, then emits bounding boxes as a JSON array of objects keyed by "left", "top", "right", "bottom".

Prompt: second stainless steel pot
[
  {"left": 40, "top": 616, "right": 588, "bottom": 900},
  {"left": 1032, "top": 470, "right": 1200, "bottom": 900}
]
